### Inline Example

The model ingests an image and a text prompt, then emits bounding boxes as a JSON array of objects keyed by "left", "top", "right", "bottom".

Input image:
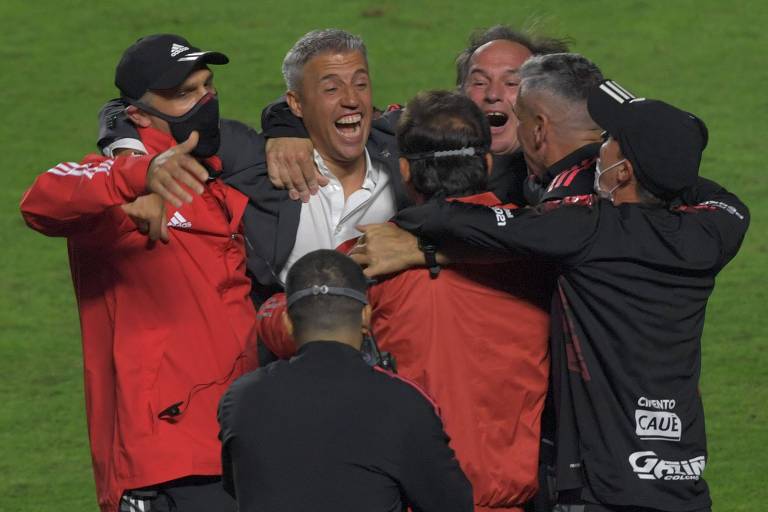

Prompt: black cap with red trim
[
  {"left": 115, "top": 34, "right": 229, "bottom": 100},
  {"left": 587, "top": 80, "right": 709, "bottom": 200}
]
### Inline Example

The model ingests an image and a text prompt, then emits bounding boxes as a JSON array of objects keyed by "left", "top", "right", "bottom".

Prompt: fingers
[
  {"left": 177, "top": 157, "right": 208, "bottom": 191},
  {"left": 146, "top": 199, "right": 169, "bottom": 243},
  {"left": 176, "top": 131, "right": 200, "bottom": 154},
  {"left": 265, "top": 138, "right": 320, "bottom": 202},
  {"left": 296, "top": 156, "right": 321, "bottom": 203},
  {"left": 148, "top": 212, "right": 162, "bottom": 241},
  {"left": 348, "top": 251, "right": 369, "bottom": 266},
  {"left": 137, "top": 220, "right": 149, "bottom": 235},
  {"left": 148, "top": 217, "right": 169, "bottom": 243},
  {"left": 265, "top": 139, "right": 285, "bottom": 189},
  {"left": 159, "top": 221, "right": 169, "bottom": 243},
  {"left": 122, "top": 194, "right": 170, "bottom": 243},
  {"left": 157, "top": 199, "right": 169, "bottom": 243},
  {"left": 147, "top": 148, "right": 208, "bottom": 208},
  {"left": 153, "top": 179, "right": 191, "bottom": 208}
]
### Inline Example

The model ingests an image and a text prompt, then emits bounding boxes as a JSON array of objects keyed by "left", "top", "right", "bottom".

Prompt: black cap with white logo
[
  {"left": 587, "top": 80, "right": 709, "bottom": 200},
  {"left": 115, "top": 34, "right": 229, "bottom": 100}
]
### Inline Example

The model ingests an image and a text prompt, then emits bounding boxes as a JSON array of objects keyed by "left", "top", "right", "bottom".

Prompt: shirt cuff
[{"left": 102, "top": 138, "right": 148, "bottom": 158}]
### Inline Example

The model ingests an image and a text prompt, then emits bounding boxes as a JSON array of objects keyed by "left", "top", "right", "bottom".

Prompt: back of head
[
  {"left": 282, "top": 28, "right": 367, "bottom": 92},
  {"left": 455, "top": 24, "right": 570, "bottom": 87},
  {"left": 397, "top": 90, "right": 491, "bottom": 199},
  {"left": 518, "top": 53, "right": 603, "bottom": 131},
  {"left": 286, "top": 250, "right": 369, "bottom": 342},
  {"left": 519, "top": 53, "right": 603, "bottom": 103}
]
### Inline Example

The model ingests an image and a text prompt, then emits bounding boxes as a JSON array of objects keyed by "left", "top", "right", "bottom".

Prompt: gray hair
[
  {"left": 282, "top": 29, "right": 367, "bottom": 92},
  {"left": 518, "top": 53, "right": 604, "bottom": 103}
]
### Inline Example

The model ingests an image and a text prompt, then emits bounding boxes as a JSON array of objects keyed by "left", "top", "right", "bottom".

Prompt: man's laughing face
[
  {"left": 464, "top": 39, "right": 532, "bottom": 155},
  {"left": 287, "top": 50, "right": 372, "bottom": 169}
]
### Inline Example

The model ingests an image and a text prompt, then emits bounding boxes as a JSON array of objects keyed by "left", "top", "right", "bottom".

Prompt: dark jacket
[
  {"left": 392, "top": 179, "right": 749, "bottom": 510},
  {"left": 218, "top": 340, "right": 474, "bottom": 512},
  {"left": 218, "top": 120, "right": 408, "bottom": 304},
  {"left": 97, "top": 99, "right": 409, "bottom": 304},
  {"left": 524, "top": 143, "right": 600, "bottom": 206}
]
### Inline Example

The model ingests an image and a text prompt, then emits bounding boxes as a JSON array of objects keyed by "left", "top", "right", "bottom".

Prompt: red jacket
[
  {"left": 20, "top": 127, "right": 258, "bottom": 512},
  {"left": 259, "top": 192, "right": 550, "bottom": 510}
]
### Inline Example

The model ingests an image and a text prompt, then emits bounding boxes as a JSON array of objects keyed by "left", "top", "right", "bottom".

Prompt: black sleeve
[
  {"left": 97, "top": 98, "right": 140, "bottom": 152},
  {"left": 680, "top": 177, "right": 750, "bottom": 270},
  {"left": 217, "top": 385, "right": 239, "bottom": 498},
  {"left": 260, "top": 98, "right": 309, "bottom": 139},
  {"left": 371, "top": 107, "right": 402, "bottom": 136},
  {"left": 394, "top": 199, "right": 598, "bottom": 266},
  {"left": 217, "top": 119, "right": 266, "bottom": 181},
  {"left": 397, "top": 399, "right": 474, "bottom": 512}
]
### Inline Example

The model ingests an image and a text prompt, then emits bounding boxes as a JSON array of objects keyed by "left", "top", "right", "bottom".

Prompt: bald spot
[{"left": 468, "top": 39, "right": 533, "bottom": 76}]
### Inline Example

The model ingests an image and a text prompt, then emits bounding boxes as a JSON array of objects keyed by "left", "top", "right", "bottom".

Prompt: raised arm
[
  {"left": 679, "top": 177, "right": 750, "bottom": 270},
  {"left": 21, "top": 134, "right": 208, "bottom": 237},
  {"left": 20, "top": 153, "right": 152, "bottom": 237},
  {"left": 350, "top": 198, "right": 598, "bottom": 277}
]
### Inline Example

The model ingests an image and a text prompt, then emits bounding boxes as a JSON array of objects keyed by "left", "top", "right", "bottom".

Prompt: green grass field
[{"left": 1, "top": 0, "right": 765, "bottom": 510}]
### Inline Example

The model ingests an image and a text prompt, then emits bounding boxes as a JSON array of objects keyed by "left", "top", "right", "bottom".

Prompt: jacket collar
[
  {"left": 297, "top": 340, "right": 363, "bottom": 358},
  {"left": 542, "top": 142, "right": 601, "bottom": 186}
]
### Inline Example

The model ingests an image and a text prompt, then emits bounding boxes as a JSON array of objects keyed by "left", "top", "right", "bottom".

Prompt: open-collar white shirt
[{"left": 279, "top": 148, "right": 397, "bottom": 283}]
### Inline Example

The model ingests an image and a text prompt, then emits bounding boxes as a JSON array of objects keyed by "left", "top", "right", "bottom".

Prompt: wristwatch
[{"left": 418, "top": 237, "right": 441, "bottom": 279}]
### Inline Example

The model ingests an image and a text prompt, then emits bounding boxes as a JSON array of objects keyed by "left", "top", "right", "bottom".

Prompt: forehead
[
  {"left": 303, "top": 50, "right": 368, "bottom": 80},
  {"left": 150, "top": 67, "right": 211, "bottom": 98},
  {"left": 469, "top": 39, "right": 533, "bottom": 72}
]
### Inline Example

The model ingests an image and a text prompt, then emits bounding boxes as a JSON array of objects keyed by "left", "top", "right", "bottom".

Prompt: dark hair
[
  {"left": 455, "top": 24, "right": 570, "bottom": 87},
  {"left": 285, "top": 250, "right": 368, "bottom": 338},
  {"left": 397, "top": 90, "right": 491, "bottom": 199}
]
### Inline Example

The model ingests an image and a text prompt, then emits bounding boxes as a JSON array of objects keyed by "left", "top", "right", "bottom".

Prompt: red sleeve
[
  {"left": 257, "top": 293, "right": 297, "bottom": 359},
  {"left": 19, "top": 153, "right": 152, "bottom": 237}
]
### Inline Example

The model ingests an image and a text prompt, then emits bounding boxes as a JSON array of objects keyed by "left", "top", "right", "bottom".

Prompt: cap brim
[{"left": 150, "top": 51, "right": 229, "bottom": 91}]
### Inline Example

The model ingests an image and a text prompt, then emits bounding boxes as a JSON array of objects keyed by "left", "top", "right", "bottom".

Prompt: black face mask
[{"left": 132, "top": 93, "right": 221, "bottom": 158}]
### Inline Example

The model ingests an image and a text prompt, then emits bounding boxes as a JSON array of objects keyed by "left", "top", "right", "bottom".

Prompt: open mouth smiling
[
  {"left": 486, "top": 111, "right": 509, "bottom": 128},
  {"left": 335, "top": 113, "right": 363, "bottom": 137}
]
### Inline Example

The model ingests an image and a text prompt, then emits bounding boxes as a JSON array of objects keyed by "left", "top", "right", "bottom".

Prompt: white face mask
[{"left": 594, "top": 158, "right": 626, "bottom": 201}]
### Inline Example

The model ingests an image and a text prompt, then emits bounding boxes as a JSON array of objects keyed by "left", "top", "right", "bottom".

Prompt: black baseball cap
[
  {"left": 587, "top": 80, "right": 708, "bottom": 200},
  {"left": 115, "top": 34, "right": 229, "bottom": 100}
]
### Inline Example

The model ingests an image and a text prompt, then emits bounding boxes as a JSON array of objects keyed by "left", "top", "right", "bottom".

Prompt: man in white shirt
[
  {"left": 279, "top": 148, "right": 395, "bottom": 282},
  {"left": 276, "top": 29, "right": 398, "bottom": 283}
]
